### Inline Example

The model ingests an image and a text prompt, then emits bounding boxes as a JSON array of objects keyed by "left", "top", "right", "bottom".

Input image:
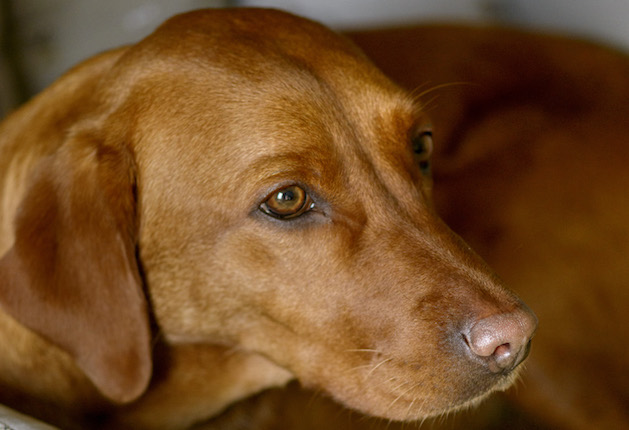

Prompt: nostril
[
  {"left": 492, "top": 343, "right": 517, "bottom": 369},
  {"left": 493, "top": 343, "right": 511, "bottom": 360},
  {"left": 464, "top": 308, "right": 537, "bottom": 373}
]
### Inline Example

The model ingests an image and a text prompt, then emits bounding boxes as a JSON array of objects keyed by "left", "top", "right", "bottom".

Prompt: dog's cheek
[{"left": 140, "top": 225, "right": 284, "bottom": 343}]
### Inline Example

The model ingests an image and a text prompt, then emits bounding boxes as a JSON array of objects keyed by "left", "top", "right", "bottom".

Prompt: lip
[{"left": 356, "top": 353, "right": 519, "bottom": 420}]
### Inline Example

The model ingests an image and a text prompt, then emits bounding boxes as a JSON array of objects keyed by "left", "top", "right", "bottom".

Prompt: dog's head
[{"left": 0, "top": 9, "right": 536, "bottom": 421}]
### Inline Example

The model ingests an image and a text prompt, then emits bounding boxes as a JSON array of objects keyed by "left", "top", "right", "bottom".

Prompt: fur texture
[{"left": 0, "top": 10, "right": 536, "bottom": 429}]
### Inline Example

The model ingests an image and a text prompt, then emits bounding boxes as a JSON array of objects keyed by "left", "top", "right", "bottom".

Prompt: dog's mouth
[{"left": 315, "top": 349, "right": 522, "bottom": 422}]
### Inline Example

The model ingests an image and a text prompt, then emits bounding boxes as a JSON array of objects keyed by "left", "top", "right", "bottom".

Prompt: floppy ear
[{"left": 0, "top": 130, "right": 152, "bottom": 403}]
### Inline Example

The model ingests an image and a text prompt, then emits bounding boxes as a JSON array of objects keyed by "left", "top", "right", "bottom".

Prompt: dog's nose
[{"left": 464, "top": 308, "right": 538, "bottom": 373}]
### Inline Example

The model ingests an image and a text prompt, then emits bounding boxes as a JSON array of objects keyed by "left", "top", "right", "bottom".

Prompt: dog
[{"left": 0, "top": 9, "right": 537, "bottom": 429}]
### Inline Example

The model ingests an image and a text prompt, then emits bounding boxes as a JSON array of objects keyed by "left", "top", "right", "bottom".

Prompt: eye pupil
[{"left": 277, "top": 190, "right": 295, "bottom": 201}]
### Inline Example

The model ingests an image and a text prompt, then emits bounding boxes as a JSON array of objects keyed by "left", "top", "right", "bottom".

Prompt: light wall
[
  {"left": 8, "top": 0, "right": 629, "bottom": 95},
  {"left": 241, "top": 0, "right": 629, "bottom": 51},
  {"left": 12, "top": 0, "right": 229, "bottom": 92}
]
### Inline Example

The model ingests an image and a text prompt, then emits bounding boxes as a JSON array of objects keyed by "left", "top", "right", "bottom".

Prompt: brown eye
[
  {"left": 260, "top": 185, "right": 314, "bottom": 219},
  {"left": 412, "top": 130, "right": 433, "bottom": 174}
]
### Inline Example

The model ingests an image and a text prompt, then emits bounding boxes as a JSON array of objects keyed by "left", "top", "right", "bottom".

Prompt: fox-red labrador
[{"left": 0, "top": 9, "right": 536, "bottom": 429}]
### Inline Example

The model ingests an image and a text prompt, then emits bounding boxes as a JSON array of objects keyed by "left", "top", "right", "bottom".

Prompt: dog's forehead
[
  {"left": 150, "top": 8, "right": 364, "bottom": 61},
  {"left": 121, "top": 9, "right": 421, "bottom": 154},
  {"left": 126, "top": 8, "right": 402, "bottom": 98}
]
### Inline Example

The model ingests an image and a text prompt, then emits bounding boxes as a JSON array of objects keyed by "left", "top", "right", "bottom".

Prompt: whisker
[
  {"left": 408, "top": 81, "right": 431, "bottom": 96},
  {"left": 417, "top": 94, "right": 440, "bottom": 113},
  {"left": 391, "top": 379, "right": 411, "bottom": 393},
  {"left": 385, "top": 417, "right": 394, "bottom": 430},
  {"left": 512, "top": 364, "right": 529, "bottom": 390},
  {"left": 388, "top": 381, "right": 423, "bottom": 412},
  {"left": 384, "top": 375, "right": 399, "bottom": 384},
  {"left": 343, "top": 349, "right": 389, "bottom": 376},
  {"left": 410, "top": 81, "right": 474, "bottom": 103},
  {"left": 404, "top": 397, "right": 416, "bottom": 421},
  {"left": 349, "top": 363, "right": 376, "bottom": 370},
  {"left": 366, "top": 357, "right": 394, "bottom": 377},
  {"left": 345, "top": 348, "right": 383, "bottom": 354},
  {"left": 344, "top": 361, "right": 387, "bottom": 375},
  {"left": 305, "top": 386, "right": 325, "bottom": 410},
  {"left": 417, "top": 397, "right": 430, "bottom": 428}
]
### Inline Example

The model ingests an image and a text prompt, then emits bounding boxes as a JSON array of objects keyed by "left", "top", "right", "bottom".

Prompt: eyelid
[{"left": 259, "top": 184, "right": 315, "bottom": 220}]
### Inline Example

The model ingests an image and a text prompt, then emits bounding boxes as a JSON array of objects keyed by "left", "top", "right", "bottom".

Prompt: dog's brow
[{"left": 241, "top": 149, "right": 330, "bottom": 186}]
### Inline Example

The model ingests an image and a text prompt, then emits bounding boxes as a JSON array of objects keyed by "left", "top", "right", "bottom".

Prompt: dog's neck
[{"left": 111, "top": 342, "right": 293, "bottom": 429}]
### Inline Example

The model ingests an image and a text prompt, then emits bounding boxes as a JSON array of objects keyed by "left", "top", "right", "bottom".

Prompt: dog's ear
[{"left": 0, "top": 130, "right": 152, "bottom": 404}]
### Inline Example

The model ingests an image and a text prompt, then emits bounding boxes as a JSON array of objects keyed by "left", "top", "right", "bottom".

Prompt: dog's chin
[{"left": 325, "top": 365, "right": 523, "bottom": 422}]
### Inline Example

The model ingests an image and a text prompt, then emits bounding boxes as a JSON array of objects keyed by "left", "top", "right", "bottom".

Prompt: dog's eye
[
  {"left": 260, "top": 185, "right": 314, "bottom": 219},
  {"left": 412, "top": 130, "right": 433, "bottom": 174}
]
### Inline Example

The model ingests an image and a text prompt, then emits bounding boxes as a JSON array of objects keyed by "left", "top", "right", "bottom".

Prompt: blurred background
[{"left": 1, "top": 0, "right": 629, "bottom": 118}]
